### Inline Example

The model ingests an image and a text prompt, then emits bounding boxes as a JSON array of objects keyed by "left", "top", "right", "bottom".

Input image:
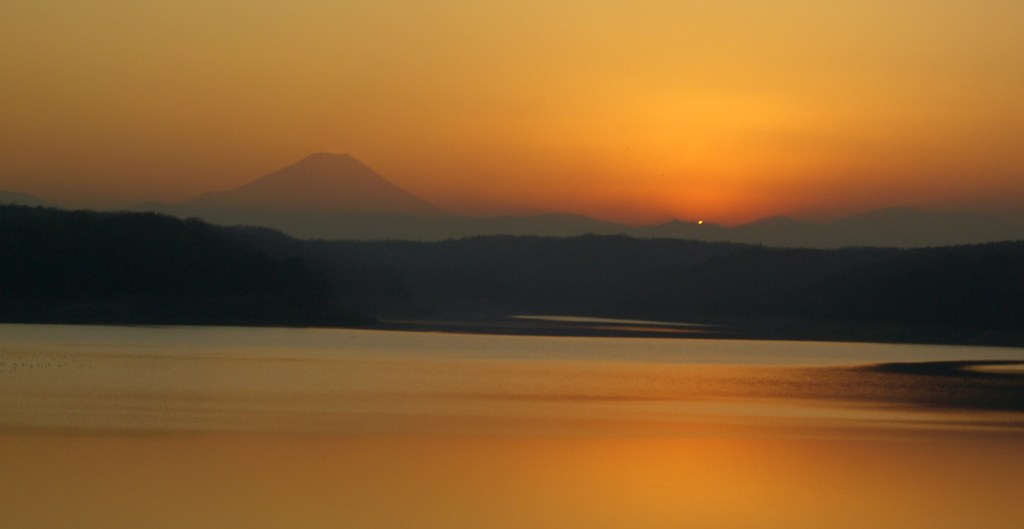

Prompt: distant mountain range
[
  {"left": 632, "top": 208, "right": 1024, "bottom": 248},
  {"left": 9, "top": 153, "right": 1024, "bottom": 247}
]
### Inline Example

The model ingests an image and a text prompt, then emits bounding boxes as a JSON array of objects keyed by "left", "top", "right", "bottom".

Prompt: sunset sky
[{"left": 2, "top": 0, "right": 1022, "bottom": 225}]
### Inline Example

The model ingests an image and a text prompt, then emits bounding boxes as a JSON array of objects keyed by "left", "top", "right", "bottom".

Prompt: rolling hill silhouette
[
  {"left": 0, "top": 205, "right": 371, "bottom": 326},
  {"left": 3, "top": 203, "right": 1021, "bottom": 345}
]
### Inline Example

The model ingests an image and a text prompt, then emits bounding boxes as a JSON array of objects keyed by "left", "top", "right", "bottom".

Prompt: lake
[{"left": 2, "top": 323, "right": 1023, "bottom": 529}]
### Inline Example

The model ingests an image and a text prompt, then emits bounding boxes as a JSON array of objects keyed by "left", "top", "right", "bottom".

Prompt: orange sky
[{"left": 2, "top": 1, "right": 1023, "bottom": 225}]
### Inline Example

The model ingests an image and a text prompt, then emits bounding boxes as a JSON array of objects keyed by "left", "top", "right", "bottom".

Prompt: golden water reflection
[
  {"left": 2, "top": 433, "right": 1022, "bottom": 529},
  {"left": 1, "top": 325, "right": 1023, "bottom": 528}
]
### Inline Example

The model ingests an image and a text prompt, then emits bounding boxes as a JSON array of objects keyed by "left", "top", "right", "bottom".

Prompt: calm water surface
[{"left": 1, "top": 324, "right": 1023, "bottom": 529}]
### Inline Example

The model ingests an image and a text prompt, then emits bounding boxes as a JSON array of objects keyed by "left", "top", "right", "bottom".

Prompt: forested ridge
[
  {"left": 3, "top": 205, "right": 1021, "bottom": 344},
  {"left": 0, "top": 205, "right": 371, "bottom": 326},
  {"left": 299, "top": 236, "right": 1022, "bottom": 334}
]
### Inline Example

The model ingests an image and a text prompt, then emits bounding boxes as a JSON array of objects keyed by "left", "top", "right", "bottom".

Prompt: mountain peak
[
  {"left": 295, "top": 151, "right": 357, "bottom": 164},
  {"left": 306, "top": 151, "right": 350, "bottom": 158},
  {"left": 183, "top": 153, "right": 445, "bottom": 216}
]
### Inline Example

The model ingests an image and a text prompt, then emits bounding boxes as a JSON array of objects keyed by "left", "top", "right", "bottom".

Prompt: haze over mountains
[
  {"left": 0, "top": 191, "right": 50, "bottom": 208},
  {"left": 634, "top": 208, "right": 1024, "bottom": 249},
  {"left": 183, "top": 153, "right": 445, "bottom": 216},
  {"left": 8, "top": 153, "right": 1024, "bottom": 247}
]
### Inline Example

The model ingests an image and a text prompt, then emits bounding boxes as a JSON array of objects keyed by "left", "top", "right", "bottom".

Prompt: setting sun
[{"left": 1, "top": 1, "right": 1022, "bottom": 224}]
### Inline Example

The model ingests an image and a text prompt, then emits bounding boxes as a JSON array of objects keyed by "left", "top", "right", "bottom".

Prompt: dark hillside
[
  {"left": 626, "top": 246, "right": 898, "bottom": 318},
  {"left": 308, "top": 236, "right": 754, "bottom": 316},
  {"left": 6, "top": 203, "right": 1019, "bottom": 344},
  {"left": 283, "top": 235, "right": 1023, "bottom": 344},
  {"left": 802, "top": 242, "right": 1024, "bottom": 329},
  {"left": 0, "top": 205, "right": 371, "bottom": 326}
]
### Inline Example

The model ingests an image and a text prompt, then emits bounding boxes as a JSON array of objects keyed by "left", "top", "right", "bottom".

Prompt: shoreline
[
  {"left": 2, "top": 312, "right": 1022, "bottom": 348},
  {"left": 374, "top": 315, "right": 1024, "bottom": 349}
]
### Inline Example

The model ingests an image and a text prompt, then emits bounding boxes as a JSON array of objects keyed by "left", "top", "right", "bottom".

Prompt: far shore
[
  {"left": 3, "top": 311, "right": 1022, "bottom": 349},
  {"left": 374, "top": 314, "right": 1024, "bottom": 349}
]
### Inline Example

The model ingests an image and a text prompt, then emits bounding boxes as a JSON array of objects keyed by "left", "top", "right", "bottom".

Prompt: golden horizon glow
[{"left": 2, "top": 1, "right": 1023, "bottom": 225}]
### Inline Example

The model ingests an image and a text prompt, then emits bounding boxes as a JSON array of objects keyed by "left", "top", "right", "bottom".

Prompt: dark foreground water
[{"left": 2, "top": 324, "right": 1023, "bottom": 529}]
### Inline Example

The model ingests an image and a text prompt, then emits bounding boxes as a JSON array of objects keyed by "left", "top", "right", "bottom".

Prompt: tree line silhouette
[
  {"left": 0, "top": 205, "right": 370, "bottom": 326},
  {"left": 3, "top": 205, "right": 1021, "bottom": 343},
  {"left": 288, "top": 234, "right": 1022, "bottom": 343}
]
